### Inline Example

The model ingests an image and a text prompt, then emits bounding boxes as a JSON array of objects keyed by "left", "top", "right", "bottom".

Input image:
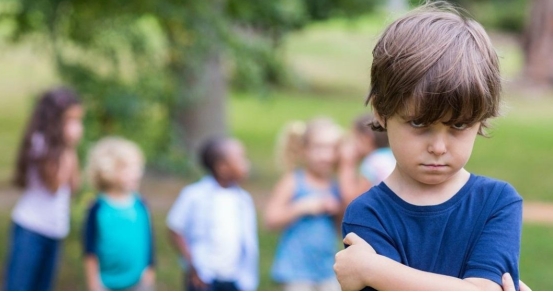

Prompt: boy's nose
[{"left": 427, "top": 135, "right": 447, "bottom": 155}]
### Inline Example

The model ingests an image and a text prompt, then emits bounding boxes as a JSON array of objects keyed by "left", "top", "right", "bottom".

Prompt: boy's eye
[
  {"left": 451, "top": 123, "right": 468, "bottom": 130},
  {"left": 409, "top": 120, "right": 427, "bottom": 128}
]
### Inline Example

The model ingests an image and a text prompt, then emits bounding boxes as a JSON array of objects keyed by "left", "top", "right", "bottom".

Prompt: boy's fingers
[
  {"left": 343, "top": 232, "right": 364, "bottom": 246},
  {"left": 502, "top": 273, "right": 515, "bottom": 291},
  {"left": 519, "top": 280, "right": 532, "bottom": 291}
]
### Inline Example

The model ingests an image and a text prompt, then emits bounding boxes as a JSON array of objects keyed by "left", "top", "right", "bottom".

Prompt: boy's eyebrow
[{"left": 399, "top": 114, "right": 479, "bottom": 125}]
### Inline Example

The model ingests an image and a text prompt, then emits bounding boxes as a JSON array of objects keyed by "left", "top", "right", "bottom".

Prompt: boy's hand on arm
[
  {"left": 502, "top": 273, "right": 532, "bottom": 291},
  {"left": 334, "top": 233, "right": 376, "bottom": 291}
]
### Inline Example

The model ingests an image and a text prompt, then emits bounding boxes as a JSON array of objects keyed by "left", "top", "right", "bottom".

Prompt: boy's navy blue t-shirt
[{"left": 342, "top": 174, "right": 522, "bottom": 290}]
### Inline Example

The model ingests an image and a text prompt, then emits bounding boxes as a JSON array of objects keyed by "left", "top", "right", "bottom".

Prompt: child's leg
[
  {"left": 3, "top": 223, "right": 46, "bottom": 290},
  {"left": 33, "top": 236, "right": 61, "bottom": 290}
]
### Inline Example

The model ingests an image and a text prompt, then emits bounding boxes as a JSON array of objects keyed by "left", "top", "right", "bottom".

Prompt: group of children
[
  {"left": 2, "top": 85, "right": 391, "bottom": 291},
  {"left": 3, "top": 2, "right": 529, "bottom": 291}
]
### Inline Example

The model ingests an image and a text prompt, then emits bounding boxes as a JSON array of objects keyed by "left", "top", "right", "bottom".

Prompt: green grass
[
  {"left": 467, "top": 97, "right": 553, "bottom": 202},
  {"left": 1, "top": 11, "right": 553, "bottom": 291},
  {"left": 520, "top": 224, "right": 553, "bottom": 290}
]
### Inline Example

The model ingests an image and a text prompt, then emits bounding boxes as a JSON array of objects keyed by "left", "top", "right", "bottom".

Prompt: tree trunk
[
  {"left": 176, "top": 51, "right": 227, "bottom": 158},
  {"left": 523, "top": 0, "right": 553, "bottom": 86},
  {"left": 170, "top": 0, "right": 228, "bottom": 162}
]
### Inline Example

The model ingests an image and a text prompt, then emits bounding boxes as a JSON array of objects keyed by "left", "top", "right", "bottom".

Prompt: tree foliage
[{"left": 1, "top": 0, "right": 380, "bottom": 173}]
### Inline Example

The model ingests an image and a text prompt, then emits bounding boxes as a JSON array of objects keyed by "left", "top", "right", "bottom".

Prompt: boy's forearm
[
  {"left": 366, "top": 254, "right": 502, "bottom": 291},
  {"left": 141, "top": 267, "right": 156, "bottom": 286},
  {"left": 84, "top": 256, "right": 102, "bottom": 290},
  {"left": 168, "top": 229, "right": 193, "bottom": 263}
]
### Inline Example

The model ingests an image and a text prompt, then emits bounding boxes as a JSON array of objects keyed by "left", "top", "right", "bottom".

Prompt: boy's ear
[{"left": 374, "top": 111, "right": 386, "bottom": 129}]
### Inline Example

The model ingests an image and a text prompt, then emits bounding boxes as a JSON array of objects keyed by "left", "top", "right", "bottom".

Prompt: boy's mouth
[{"left": 421, "top": 164, "right": 447, "bottom": 168}]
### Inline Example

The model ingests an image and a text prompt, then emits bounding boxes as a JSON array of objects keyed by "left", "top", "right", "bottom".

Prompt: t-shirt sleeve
[
  {"left": 82, "top": 201, "right": 100, "bottom": 256},
  {"left": 139, "top": 198, "right": 156, "bottom": 267},
  {"left": 342, "top": 200, "right": 402, "bottom": 291},
  {"left": 342, "top": 199, "right": 402, "bottom": 263},
  {"left": 462, "top": 183, "right": 522, "bottom": 289},
  {"left": 166, "top": 187, "right": 193, "bottom": 236},
  {"left": 342, "top": 222, "right": 402, "bottom": 263}
]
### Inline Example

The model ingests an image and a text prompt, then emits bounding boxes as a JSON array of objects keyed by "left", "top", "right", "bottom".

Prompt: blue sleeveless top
[{"left": 271, "top": 170, "right": 341, "bottom": 283}]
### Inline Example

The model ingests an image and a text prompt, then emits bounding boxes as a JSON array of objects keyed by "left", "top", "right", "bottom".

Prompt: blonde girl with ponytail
[{"left": 265, "top": 117, "right": 343, "bottom": 291}]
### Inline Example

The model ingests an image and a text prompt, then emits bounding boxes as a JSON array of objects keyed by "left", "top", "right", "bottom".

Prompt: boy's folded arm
[
  {"left": 336, "top": 232, "right": 501, "bottom": 291},
  {"left": 365, "top": 253, "right": 502, "bottom": 291}
]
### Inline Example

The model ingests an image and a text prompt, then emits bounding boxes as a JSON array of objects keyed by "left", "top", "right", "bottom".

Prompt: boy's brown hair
[{"left": 366, "top": 2, "right": 501, "bottom": 135}]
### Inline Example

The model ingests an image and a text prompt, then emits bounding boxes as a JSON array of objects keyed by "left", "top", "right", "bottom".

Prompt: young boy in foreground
[{"left": 334, "top": 3, "right": 525, "bottom": 290}]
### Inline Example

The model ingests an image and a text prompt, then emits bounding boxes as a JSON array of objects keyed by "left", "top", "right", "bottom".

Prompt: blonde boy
[{"left": 83, "top": 137, "right": 155, "bottom": 290}]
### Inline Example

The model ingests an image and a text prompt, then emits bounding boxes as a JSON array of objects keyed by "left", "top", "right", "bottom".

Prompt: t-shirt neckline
[{"left": 378, "top": 174, "right": 478, "bottom": 214}]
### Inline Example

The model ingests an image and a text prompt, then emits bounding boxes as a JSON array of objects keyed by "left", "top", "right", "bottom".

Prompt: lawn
[{"left": 1, "top": 11, "right": 553, "bottom": 291}]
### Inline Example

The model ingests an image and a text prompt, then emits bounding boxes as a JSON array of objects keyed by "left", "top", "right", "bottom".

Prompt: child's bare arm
[
  {"left": 167, "top": 229, "right": 207, "bottom": 289},
  {"left": 265, "top": 173, "right": 331, "bottom": 230},
  {"left": 338, "top": 136, "right": 372, "bottom": 206},
  {"left": 167, "top": 229, "right": 193, "bottom": 265},
  {"left": 264, "top": 173, "right": 299, "bottom": 230},
  {"left": 139, "top": 267, "right": 156, "bottom": 290},
  {"left": 68, "top": 149, "right": 80, "bottom": 194},
  {"left": 84, "top": 255, "right": 102, "bottom": 291},
  {"left": 335, "top": 233, "right": 502, "bottom": 291}
]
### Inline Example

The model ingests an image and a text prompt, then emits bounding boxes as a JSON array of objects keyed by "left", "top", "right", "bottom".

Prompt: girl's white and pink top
[{"left": 11, "top": 133, "right": 71, "bottom": 239}]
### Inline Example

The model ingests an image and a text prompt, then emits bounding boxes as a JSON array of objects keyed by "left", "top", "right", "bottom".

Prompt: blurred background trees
[
  {"left": 0, "top": 0, "right": 547, "bottom": 174},
  {"left": 2, "top": 0, "right": 553, "bottom": 290},
  {"left": 0, "top": 0, "right": 379, "bottom": 173},
  {"left": 522, "top": 0, "right": 553, "bottom": 87}
]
